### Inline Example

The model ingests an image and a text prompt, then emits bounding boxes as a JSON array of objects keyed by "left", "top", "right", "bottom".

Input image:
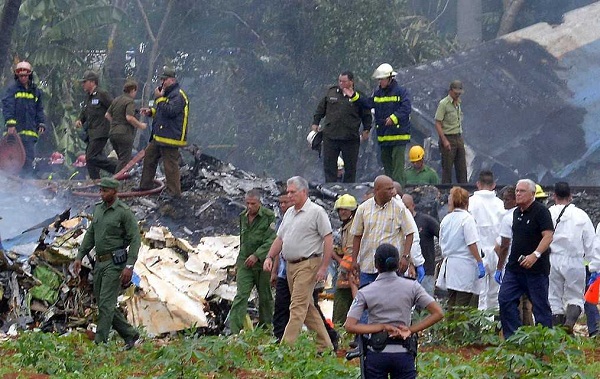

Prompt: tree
[
  {"left": 457, "top": 0, "right": 482, "bottom": 47},
  {"left": 0, "top": 0, "right": 23, "bottom": 78},
  {"left": 497, "top": 0, "right": 526, "bottom": 37}
]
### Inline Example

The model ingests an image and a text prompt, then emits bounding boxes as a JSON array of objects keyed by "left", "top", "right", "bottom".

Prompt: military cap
[
  {"left": 80, "top": 70, "right": 99, "bottom": 82},
  {"left": 159, "top": 67, "right": 176, "bottom": 79},
  {"left": 98, "top": 177, "right": 120, "bottom": 189},
  {"left": 449, "top": 80, "right": 463, "bottom": 93}
]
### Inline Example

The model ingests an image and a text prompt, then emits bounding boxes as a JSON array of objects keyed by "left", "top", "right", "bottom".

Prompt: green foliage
[
  {"left": 1, "top": 324, "right": 599, "bottom": 378},
  {"left": 425, "top": 306, "right": 501, "bottom": 346}
]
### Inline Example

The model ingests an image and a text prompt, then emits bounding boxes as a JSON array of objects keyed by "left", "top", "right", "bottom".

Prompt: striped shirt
[{"left": 350, "top": 197, "right": 416, "bottom": 274}]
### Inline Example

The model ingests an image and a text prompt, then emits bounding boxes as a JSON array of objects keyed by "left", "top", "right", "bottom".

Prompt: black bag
[
  {"left": 311, "top": 131, "right": 323, "bottom": 151},
  {"left": 369, "top": 331, "right": 388, "bottom": 352},
  {"left": 111, "top": 248, "right": 127, "bottom": 265}
]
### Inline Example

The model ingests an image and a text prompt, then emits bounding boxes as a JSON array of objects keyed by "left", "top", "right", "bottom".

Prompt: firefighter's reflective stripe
[
  {"left": 19, "top": 130, "right": 39, "bottom": 138},
  {"left": 180, "top": 89, "right": 189, "bottom": 143},
  {"left": 377, "top": 134, "right": 410, "bottom": 142},
  {"left": 15, "top": 92, "right": 37, "bottom": 101},
  {"left": 389, "top": 114, "right": 398, "bottom": 125},
  {"left": 151, "top": 89, "right": 189, "bottom": 147},
  {"left": 373, "top": 96, "right": 400, "bottom": 103}
]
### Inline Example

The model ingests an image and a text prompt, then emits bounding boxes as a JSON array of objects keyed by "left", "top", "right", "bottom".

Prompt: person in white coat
[
  {"left": 548, "top": 182, "right": 595, "bottom": 333},
  {"left": 437, "top": 186, "right": 485, "bottom": 310},
  {"left": 469, "top": 170, "right": 505, "bottom": 311}
]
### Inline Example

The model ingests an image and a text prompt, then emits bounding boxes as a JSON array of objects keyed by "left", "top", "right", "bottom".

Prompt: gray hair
[
  {"left": 245, "top": 188, "right": 262, "bottom": 201},
  {"left": 517, "top": 179, "right": 536, "bottom": 193},
  {"left": 287, "top": 176, "right": 308, "bottom": 191}
]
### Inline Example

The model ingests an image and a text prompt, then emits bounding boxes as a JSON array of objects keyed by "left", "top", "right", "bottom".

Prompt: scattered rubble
[{"left": 2, "top": 151, "right": 600, "bottom": 339}]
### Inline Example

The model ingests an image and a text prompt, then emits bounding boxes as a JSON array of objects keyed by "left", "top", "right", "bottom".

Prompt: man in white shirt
[{"left": 548, "top": 182, "right": 595, "bottom": 333}]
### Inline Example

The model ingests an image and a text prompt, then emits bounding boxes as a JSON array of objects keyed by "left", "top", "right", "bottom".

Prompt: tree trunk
[
  {"left": 456, "top": 0, "right": 482, "bottom": 48},
  {"left": 104, "top": 0, "right": 126, "bottom": 97},
  {"left": 497, "top": 0, "right": 526, "bottom": 37},
  {"left": 0, "top": 0, "right": 23, "bottom": 81},
  {"left": 136, "top": 0, "right": 174, "bottom": 106}
]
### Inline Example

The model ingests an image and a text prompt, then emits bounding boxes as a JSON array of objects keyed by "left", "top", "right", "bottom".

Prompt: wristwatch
[
  {"left": 125, "top": 264, "right": 134, "bottom": 269},
  {"left": 533, "top": 251, "right": 542, "bottom": 259}
]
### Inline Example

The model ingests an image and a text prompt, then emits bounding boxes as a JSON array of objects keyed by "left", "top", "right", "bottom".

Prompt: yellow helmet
[
  {"left": 334, "top": 194, "right": 358, "bottom": 211},
  {"left": 372, "top": 63, "right": 397, "bottom": 79},
  {"left": 409, "top": 145, "right": 425, "bottom": 162},
  {"left": 535, "top": 184, "right": 548, "bottom": 199}
]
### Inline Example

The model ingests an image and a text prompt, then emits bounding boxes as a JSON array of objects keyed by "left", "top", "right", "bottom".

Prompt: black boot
[
  {"left": 552, "top": 314, "right": 566, "bottom": 327},
  {"left": 564, "top": 304, "right": 582, "bottom": 334}
]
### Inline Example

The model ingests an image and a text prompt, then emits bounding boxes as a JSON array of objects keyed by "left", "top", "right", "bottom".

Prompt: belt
[
  {"left": 97, "top": 253, "right": 112, "bottom": 262},
  {"left": 444, "top": 133, "right": 462, "bottom": 137},
  {"left": 288, "top": 253, "right": 322, "bottom": 265}
]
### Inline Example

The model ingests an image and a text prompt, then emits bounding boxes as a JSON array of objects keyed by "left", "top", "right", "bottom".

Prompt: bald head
[
  {"left": 401, "top": 194, "right": 415, "bottom": 215},
  {"left": 393, "top": 181, "right": 403, "bottom": 197},
  {"left": 374, "top": 175, "right": 394, "bottom": 205}
]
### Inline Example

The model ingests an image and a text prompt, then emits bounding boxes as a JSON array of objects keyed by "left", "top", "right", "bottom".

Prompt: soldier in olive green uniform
[
  {"left": 229, "top": 189, "right": 276, "bottom": 334},
  {"left": 74, "top": 178, "right": 141, "bottom": 348},
  {"left": 75, "top": 71, "right": 117, "bottom": 180}
]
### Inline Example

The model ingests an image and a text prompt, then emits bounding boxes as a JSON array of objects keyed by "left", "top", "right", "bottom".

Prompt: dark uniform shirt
[
  {"left": 78, "top": 88, "right": 113, "bottom": 140},
  {"left": 312, "top": 86, "right": 372, "bottom": 140},
  {"left": 414, "top": 212, "right": 440, "bottom": 275},
  {"left": 238, "top": 206, "right": 276, "bottom": 269},
  {"left": 77, "top": 198, "right": 141, "bottom": 266},
  {"left": 508, "top": 201, "right": 554, "bottom": 275},
  {"left": 107, "top": 94, "right": 136, "bottom": 137}
]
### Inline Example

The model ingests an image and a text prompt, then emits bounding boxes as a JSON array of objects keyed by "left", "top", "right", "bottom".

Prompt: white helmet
[
  {"left": 337, "top": 156, "right": 344, "bottom": 170},
  {"left": 15, "top": 61, "right": 32, "bottom": 75},
  {"left": 372, "top": 63, "right": 397, "bottom": 79}
]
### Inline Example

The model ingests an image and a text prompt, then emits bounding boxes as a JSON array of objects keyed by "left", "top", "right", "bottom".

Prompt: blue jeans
[
  {"left": 585, "top": 269, "right": 600, "bottom": 336},
  {"left": 359, "top": 272, "right": 379, "bottom": 324},
  {"left": 364, "top": 351, "right": 416, "bottom": 379},
  {"left": 498, "top": 270, "right": 552, "bottom": 339}
]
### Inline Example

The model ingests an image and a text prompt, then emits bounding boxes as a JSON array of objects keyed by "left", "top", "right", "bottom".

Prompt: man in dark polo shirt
[{"left": 497, "top": 178, "right": 554, "bottom": 339}]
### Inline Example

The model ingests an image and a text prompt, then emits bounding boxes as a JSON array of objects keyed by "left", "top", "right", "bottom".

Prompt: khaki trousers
[
  {"left": 140, "top": 140, "right": 181, "bottom": 196},
  {"left": 283, "top": 257, "right": 333, "bottom": 351}
]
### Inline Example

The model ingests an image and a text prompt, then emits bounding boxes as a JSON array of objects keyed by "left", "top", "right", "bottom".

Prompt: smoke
[{"left": 0, "top": 173, "right": 67, "bottom": 243}]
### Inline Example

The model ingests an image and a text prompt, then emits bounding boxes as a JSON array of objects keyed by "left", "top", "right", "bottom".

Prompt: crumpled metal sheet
[{"left": 125, "top": 228, "right": 240, "bottom": 335}]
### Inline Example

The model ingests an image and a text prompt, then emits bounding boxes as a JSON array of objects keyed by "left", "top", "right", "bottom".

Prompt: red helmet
[
  {"left": 73, "top": 154, "right": 86, "bottom": 167},
  {"left": 49, "top": 151, "right": 64, "bottom": 165}
]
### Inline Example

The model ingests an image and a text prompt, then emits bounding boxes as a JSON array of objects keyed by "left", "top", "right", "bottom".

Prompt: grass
[{"left": 0, "top": 310, "right": 599, "bottom": 378}]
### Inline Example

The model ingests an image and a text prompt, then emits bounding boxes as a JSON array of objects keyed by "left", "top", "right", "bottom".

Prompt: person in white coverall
[
  {"left": 468, "top": 170, "right": 505, "bottom": 311},
  {"left": 548, "top": 182, "right": 596, "bottom": 333}
]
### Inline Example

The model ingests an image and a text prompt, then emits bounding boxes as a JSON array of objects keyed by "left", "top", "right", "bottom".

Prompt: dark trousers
[
  {"left": 585, "top": 268, "right": 600, "bottom": 336},
  {"left": 273, "top": 277, "right": 290, "bottom": 341},
  {"left": 322, "top": 136, "right": 359, "bottom": 183},
  {"left": 109, "top": 133, "right": 135, "bottom": 174},
  {"left": 447, "top": 289, "right": 479, "bottom": 309},
  {"left": 86, "top": 137, "right": 117, "bottom": 179},
  {"left": 364, "top": 351, "right": 416, "bottom": 379},
  {"left": 21, "top": 137, "right": 36, "bottom": 176},
  {"left": 140, "top": 140, "right": 181, "bottom": 196},
  {"left": 498, "top": 270, "right": 552, "bottom": 339},
  {"left": 440, "top": 134, "right": 467, "bottom": 183}
]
